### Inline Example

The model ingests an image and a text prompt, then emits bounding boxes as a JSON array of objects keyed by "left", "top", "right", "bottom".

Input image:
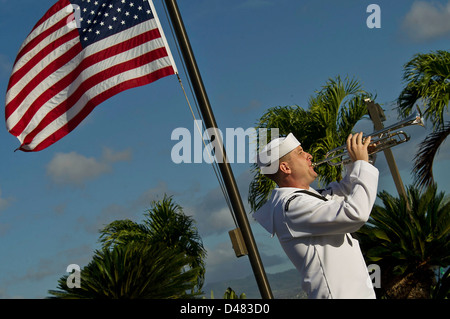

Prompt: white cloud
[
  {"left": 0, "top": 188, "right": 13, "bottom": 238},
  {"left": 47, "top": 152, "right": 109, "bottom": 185},
  {"left": 203, "top": 240, "right": 255, "bottom": 285},
  {"left": 183, "top": 175, "right": 249, "bottom": 236},
  {"left": 0, "top": 53, "right": 12, "bottom": 77},
  {"left": 101, "top": 147, "right": 132, "bottom": 163},
  {"left": 80, "top": 181, "right": 170, "bottom": 234},
  {"left": 0, "top": 188, "right": 13, "bottom": 212},
  {"left": 237, "top": 0, "right": 273, "bottom": 9},
  {"left": 233, "top": 99, "right": 262, "bottom": 114},
  {"left": 401, "top": 1, "right": 450, "bottom": 42},
  {"left": 46, "top": 147, "right": 132, "bottom": 187},
  {"left": 181, "top": 169, "right": 264, "bottom": 237},
  {"left": 2, "top": 244, "right": 93, "bottom": 298}
]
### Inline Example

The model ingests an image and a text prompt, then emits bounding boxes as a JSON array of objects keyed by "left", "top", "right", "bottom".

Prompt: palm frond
[
  {"left": 248, "top": 164, "right": 276, "bottom": 212},
  {"left": 358, "top": 184, "right": 450, "bottom": 294},
  {"left": 52, "top": 195, "right": 207, "bottom": 297},
  {"left": 144, "top": 195, "right": 206, "bottom": 288},
  {"left": 413, "top": 121, "right": 450, "bottom": 189},
  {"left": 48, "top": 242, "right": 201, "bottom": 299},
  {"left": 398, "top": 50, "right": 450, "bottom": 129},
  {"left": 99, "top": 219, "right": 149, "bottom": 249}
]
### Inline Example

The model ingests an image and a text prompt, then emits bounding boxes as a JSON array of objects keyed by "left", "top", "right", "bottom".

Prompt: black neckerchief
[{"left": 284, "top": 190, "right": 328, "bottom": 211}]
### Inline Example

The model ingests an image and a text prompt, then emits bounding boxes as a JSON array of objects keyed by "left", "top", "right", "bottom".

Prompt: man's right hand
[{"left": 347, "top": 132, "right": 371, "bottom": 163}]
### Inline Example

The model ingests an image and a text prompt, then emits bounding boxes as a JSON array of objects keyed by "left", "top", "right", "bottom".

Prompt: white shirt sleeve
[{"left": 283, "top": 161, "right": 379, "bottom": 237}]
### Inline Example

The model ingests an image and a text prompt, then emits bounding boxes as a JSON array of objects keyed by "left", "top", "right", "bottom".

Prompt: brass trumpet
[{"left": 312, "top": 110, "right": 425, "bottom": 167}]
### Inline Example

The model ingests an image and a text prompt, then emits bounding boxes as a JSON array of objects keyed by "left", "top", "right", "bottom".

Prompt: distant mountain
[{"left": 202, "top": 268, "right": 307, "bottom": 299}]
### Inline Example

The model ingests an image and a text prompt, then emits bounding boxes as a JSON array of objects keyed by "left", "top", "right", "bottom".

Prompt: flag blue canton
[{"left": 70, "top": 0, "right": 155, "bottom": 47}]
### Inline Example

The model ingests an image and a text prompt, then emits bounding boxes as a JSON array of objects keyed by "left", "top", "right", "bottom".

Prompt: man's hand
[{"left": 347, "top": 132, "right": 371, "bottom": 163}]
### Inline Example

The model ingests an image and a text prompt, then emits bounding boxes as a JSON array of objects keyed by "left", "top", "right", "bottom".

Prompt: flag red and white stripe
[{"left": 5, "top": 0, "right": 177, "bottom": 152}]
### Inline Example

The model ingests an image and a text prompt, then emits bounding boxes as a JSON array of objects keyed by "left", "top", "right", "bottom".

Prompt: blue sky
[{"left": 0, "top": 0, "right": 449, "bottom": 298}]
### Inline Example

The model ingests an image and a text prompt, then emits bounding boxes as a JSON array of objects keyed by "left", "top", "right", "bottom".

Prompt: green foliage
[
  {"left": 204, "top": 287, "right": 247, "bottom": 299},
  {"left": 249, "top": 76, "right": 372, "bottom": 211},
  {"left": 397, "top": 50, "right": 450, "bottom": 189},
  {"left": 357, "top": 184, "right": 450, "bottom": 298},
  {"left": 99, "top": 195, "right": 207, "bottom": 290},
  {"left": 413, "top": 122, "right": 450, "bottom": 189},
  {"left": 48, "top": 242, "right": 200, "bottom": 299},
  {"left": 48, "top": 195, "right": 206, "bottom": 299},
  {"left": 432, "top": 266, "right": 450, "bottom": 299},
  {"left": 223, "top": 287, "right": 247, "bottom": 299},
  {"left": 397, "top": 50, "right": 450, "bottom": 187},
  {"left": 398, "top": 50, "right": 450, "bottom": 129}
]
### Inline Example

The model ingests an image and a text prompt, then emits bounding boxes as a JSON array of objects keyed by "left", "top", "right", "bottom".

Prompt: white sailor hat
[{"left": 257, "top": 133, "right": 300, "bottom": 174}]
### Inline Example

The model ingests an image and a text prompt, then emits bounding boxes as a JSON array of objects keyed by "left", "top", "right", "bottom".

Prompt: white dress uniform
[{"left": 254, "top": 160, "right": 379, "bottom": 299}]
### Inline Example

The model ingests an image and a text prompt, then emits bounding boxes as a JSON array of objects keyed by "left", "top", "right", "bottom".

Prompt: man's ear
[{"left": 279, "top": 161, "right": 290, "bottom": 174}]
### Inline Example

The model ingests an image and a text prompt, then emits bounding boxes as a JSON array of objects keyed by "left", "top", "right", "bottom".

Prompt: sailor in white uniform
[{"left": 253, "top": 132, "right": 379, "bottom": 299}]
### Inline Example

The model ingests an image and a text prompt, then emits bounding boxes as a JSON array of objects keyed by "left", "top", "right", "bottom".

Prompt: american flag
[{"left": 5, "top": 0, "right": 177, "bottom": 152}]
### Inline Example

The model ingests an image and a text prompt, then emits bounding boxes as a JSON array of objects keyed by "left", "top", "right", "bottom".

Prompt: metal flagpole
[{"left": 163, "top": 0, "right": 273, "bottom": 299}]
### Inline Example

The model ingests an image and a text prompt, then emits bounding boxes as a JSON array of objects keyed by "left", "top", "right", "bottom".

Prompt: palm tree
[
  {"left": 398, "top": 50, "right": 450, "bottom": 128},
  {"left": 412, "top": 123, "right": 450, "bottom": 189},
  {"left": 48, "top": 195, "right": 206, "bottom": 298},
  {"left": 48, "top": 242, "right": 200, "bottom": 299},
  {"left": 397, "top": 50, "right": 450, "bottom": 188},
  {"left": 357, "top": 184, "right": 450, "bottom": 299},
  {"left": 99, "top": 195, "right": 207, "bottom": 291},
  {"left": 249, "top": 76, "right": 372, "bottom": 211}
]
